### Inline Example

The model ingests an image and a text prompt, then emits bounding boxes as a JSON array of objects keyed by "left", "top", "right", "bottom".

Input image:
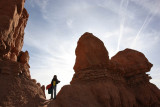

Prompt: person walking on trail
[{"left": 51, "top": 75, "right": 60, "bottom": 99}]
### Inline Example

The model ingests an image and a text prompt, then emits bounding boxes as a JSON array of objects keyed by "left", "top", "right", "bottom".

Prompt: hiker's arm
[{"left": 57, "top": 80, "right": 60, "bottom": 84}]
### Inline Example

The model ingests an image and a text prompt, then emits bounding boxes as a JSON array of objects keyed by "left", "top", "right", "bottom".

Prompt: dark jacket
[{"left": 51, "top": 77, "right": 60, "bottom": 88}]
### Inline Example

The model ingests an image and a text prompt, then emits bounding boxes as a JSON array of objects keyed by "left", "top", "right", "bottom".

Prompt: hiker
[{"left": 50, "top": 75, "right": 60, "bottom": 99}]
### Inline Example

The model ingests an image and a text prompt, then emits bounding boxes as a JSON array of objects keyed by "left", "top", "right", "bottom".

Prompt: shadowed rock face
[
  {"left": 0, "top": 0, "right": 46, "bottom": 107},
  {"left": 48, "top": 33, "right": 160, "bottom": 107},
  {"left": 111, "top": 48, "right": 153, "bottom": 77},
  {"left": 111, "top": 49, "right": 160, "bottom": 107},
  {"left": 74, "top": 32, "right": 109, "bottom": 72}
]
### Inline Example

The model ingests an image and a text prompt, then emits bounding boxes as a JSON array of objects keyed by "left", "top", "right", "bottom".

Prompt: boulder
[
  {"left": 111, "top": 48, "right": 153, "bottom": 77},
  {"left": 19, "top": 51, "right": 29, "bottom": 64}
]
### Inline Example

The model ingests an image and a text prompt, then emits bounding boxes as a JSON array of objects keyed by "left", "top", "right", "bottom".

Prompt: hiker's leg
[
  {"left": 54, "top": 86, "right": 56, "bottom": 99},
  {"left": 51, "top": 88, "right": 53, "bottom": 99}
]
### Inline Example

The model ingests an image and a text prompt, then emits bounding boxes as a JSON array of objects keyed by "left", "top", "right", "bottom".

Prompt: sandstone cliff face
[
  {"left": 0, "top": 0, "right": 46, "bottom": 107},
  {"left": 0, "top": 0, "right": 28, "bottom": 62},
  {"left": 48, "top": 33, "right": 160, "bottom": 107}
]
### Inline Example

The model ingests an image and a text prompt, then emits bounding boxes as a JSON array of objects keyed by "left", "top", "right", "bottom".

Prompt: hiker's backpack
[
  {"left": 46, "top": 84, "right": 51, "bottom": 90},
  {"left": 48, "top": 88, "right": 52, "bottom": 94}
]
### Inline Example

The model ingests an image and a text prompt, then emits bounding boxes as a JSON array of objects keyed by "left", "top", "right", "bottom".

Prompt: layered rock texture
[
  {"left": 48, "top": 32, "right": 160, "bottom": 107},
  {"left": 0, "top": 0, "right": 46, "bottom": 107}
]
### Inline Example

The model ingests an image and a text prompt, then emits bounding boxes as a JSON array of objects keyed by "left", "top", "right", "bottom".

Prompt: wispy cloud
[
  {"left": 116, "top": 0, "right": 129, "bottom": 52},
  {"left": 27, "top": 0, "right": 49, "bottom": 9},
  {"left": 26, "top": 0, "right": 49, "bottom": 21},
  {"left": 130, "top": 13, "right": 153, "bottom": 48},
  {"left": 131, "top": 0, "right": 160, "bottom": 17},
  {"left": 66, "top": 19, "right": 73, "bottom": 29},
  {"left": 130, "top": 2, "right": 159, "bottom": 48}
]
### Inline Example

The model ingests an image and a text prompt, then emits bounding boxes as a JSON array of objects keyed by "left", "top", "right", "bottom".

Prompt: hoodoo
[{"left": 48, "top": 33, "right": 160, "bottom": 107}]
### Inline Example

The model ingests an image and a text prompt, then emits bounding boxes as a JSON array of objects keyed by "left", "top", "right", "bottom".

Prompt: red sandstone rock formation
[
  {"left": 0, "top": 0, "right": 46, "bottom": 107},
  {"left": 74, "top": 32, "right": 109, "bottom": 72},
  {"left": 0, "top": 0, "right": 29, "bottom": 62},
  {"left": 111, "top": 49, "right": 160, "bottom": 106},
  {"left": 111, "top": 48, "right": 153, "bottom": 77},
  {"left": 48, "top": 33, "right": 160, "bottom": 107}
]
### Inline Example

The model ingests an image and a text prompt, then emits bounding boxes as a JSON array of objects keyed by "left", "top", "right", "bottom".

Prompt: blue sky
[{"left": 24, "top": 0, "right": 160, "bottom": 99}]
